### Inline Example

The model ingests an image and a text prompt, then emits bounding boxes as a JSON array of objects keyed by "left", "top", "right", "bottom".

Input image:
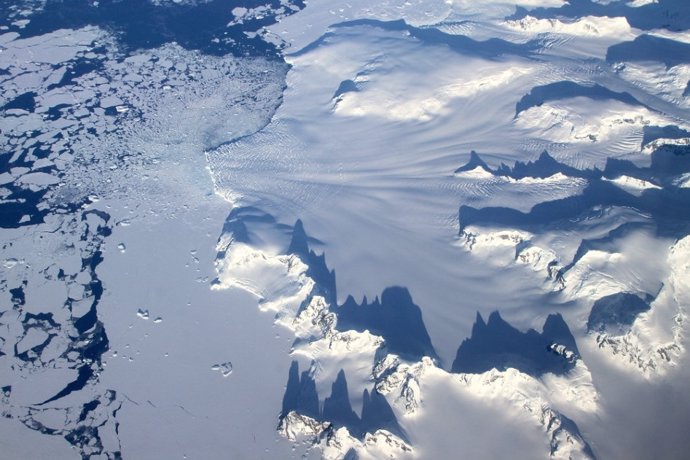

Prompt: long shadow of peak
[
  {"left": 451, "top": 311, "right": 579, "bottom": 376},
  {"left": 499, "top": 151, "right": 600, "bottom": 180},
  {"left": 459, "top": 180, "right": 632, "bottom": 233},
  {"left": 282, "top": 361, "right": 320, "bottom": 420},
  {"left": 458, "top": 147, "right": 690, "bottom": 238},
  {"left": 456, "top": 150, "right": 601, "bottom": 180},
  {"left": 515, "top": 81, "right": 647, "bottom": 118},
  {"left": 587, "top": 292, "right": 652, "bottom": 335},
  {"left": 288, "top": 219, "right": 337, "bottom": 304},
  {"left": 281, "top": 363, "right": 407, "bottom": 441},
  {"left": 337, "top": 287, "right": 440, "bottom": 363},
  {"left": 561, "top": 221, "right": 655, "bottom": 278},
  {"left": 219, "top": 206, "right": 291, "bottom": 245},
  {"left": 454, "top": 151, "right": 491, "bottom": 174},
  {"left": 361, "top": 388, "right": 406, "bottom": 439},
  {"left": 647, "top": 144, "right": 690, "bottom": 180},
  {"left": 288, "top": 218, "right": 310, "bottom": 255},
  {"left": 607, "top": 34, "right": 690, "bottom": 68},
  {"left": 509, "top": 0, "right": 690, "bottom": 32},
  {"left": 323, "top": 370, "right": 361, "bottom": 433},
  {"left": 219, "top": 210, "right": 439, "bottom": 364},
  {"left": 219, "top": 206, "right": 268, "bottom": 245},
  {"left": 642, "top": 125, "right": 690, "bottom": 148},
  {"left": 327, "top": 19, "right": 540, "bottom": 60}
]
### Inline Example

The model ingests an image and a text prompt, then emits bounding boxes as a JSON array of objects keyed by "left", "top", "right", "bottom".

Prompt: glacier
[{"left": 2, "top": 0, "right": 690, "bottom": 459}]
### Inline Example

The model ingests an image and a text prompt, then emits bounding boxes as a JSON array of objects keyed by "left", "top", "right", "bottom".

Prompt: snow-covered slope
[
  {"left": 211, "top": 214, "right": 598, "bottom": 458},
  {"left": 205, "top": 0, "right": 690, "bottom": 458}
]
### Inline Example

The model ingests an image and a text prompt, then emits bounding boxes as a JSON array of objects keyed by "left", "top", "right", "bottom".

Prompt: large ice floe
[{"left": 3, "top": 0, "right": 690, "bottom": 458}]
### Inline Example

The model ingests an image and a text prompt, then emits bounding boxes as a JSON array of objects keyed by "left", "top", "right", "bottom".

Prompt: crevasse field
[{"left": 1, "top": 0, "right": 690, "bottom": 458}]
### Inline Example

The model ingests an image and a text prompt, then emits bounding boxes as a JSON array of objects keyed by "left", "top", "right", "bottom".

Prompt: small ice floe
[
  {"left": 3, "top": 258, "right": 19, "bottom": 269},
  {"left": 117, "top": 243, "right": 126, "bottom": 253},
  {"left": 211, "top": 361, "right": 233, "bottom": 377},
  {"left": 137, "top": 308, "right": 149, "bottom": 319}
]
